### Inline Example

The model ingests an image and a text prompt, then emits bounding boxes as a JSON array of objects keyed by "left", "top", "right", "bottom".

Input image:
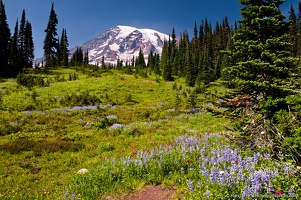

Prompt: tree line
[{"left": 0, "top": 1, "right": 69, "bottom": 77}]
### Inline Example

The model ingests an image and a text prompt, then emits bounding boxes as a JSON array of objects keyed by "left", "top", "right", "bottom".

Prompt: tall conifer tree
[
  {"left": 58, "top": 28, "right": 69, "bottom": 66},
  {"left": 289, "top": 5, "right": 298, "bottom": 57},
  {"left": 24, "top": 21, "right": 34, "bottom": 68},
  {"left": 0, "top": 0, "right": 11, "bottom": 77},
  {"left": 222, "top": 0, "right": 299, "bottom": 161},
  {"left": 18, "top": 10, "right": 26, "bottom": 68},
  {"left": 10, "top": 20, "right": 19, "bottom": 70},
  {"left": 43, "top": 2, "right": 58, "bottom": 68}
]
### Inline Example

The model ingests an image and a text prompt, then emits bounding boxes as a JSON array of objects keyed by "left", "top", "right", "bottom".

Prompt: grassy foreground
[{"left": 0, "top": 68, "right": 300, "bottom": 199}]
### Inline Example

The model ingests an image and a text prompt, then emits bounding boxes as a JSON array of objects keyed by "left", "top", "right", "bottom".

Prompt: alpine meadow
[{"left": 1, "top": 0, "right": 301, "bottom": 199}]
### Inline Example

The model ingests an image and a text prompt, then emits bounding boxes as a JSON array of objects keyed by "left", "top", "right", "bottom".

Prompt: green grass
[{"left": 0, "top": 67, "right": 299, "bottom": 199}]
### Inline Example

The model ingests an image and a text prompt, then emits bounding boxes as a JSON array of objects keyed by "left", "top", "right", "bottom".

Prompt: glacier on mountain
[{"left": 70, "top": 25, "right": 169, "bottom": 65}]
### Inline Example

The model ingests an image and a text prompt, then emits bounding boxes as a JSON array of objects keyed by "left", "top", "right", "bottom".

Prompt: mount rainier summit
[{"left": 71, "top": 25, "right": 169, "bottom": 65}]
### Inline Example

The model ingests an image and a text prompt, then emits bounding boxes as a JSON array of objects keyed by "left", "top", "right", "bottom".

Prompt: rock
[{"left": 76, "top": 168, "right": 88, "bottom": 174}]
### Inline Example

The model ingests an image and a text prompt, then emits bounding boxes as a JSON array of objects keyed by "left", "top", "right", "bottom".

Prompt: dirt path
[{"left": 105, "top": 185, "right": 179, "bottom": 200}]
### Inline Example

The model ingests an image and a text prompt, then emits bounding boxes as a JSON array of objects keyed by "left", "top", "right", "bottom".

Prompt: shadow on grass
[{"left": 0, "top": 138, "right": 83, "bottom": 154}]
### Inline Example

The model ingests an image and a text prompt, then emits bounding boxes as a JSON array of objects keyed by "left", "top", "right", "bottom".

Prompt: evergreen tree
[
  {"left": 147, "top": 51, "right": 154, "bottom": 72},
  {"left": 289, "top": 5, "right": 298, "bottom": 57},
  {"left": 135, "top": 48, "right": 146, "bottom": 69},
  {"left": 0, "top": 0, "right": 11, "bottom": 77},
  {"left": 70, "top": 47, "right": 83, "bottom": 66},
  {"left": 10, "top": 19, "right": 19, "bottom": 70},
  {"left": 161, "top": 39, "right": 173, "bottom": 81},
  {"left": 58, "top": 28, "right": 69, "bottom": 66},
  {"left": 116, "top": 58, "right": 123, "bottom": 70},
  {"left": 83, "top": 50, "right": 89, "bottom": 66},
  {"left": 101, "top": 55, "right": 106, "bottom": 71},
  {"left": 24, "top": 21, "right": 34, "bottom": 68},
  {"left": 18, "top": 10, "right": 26, "bottom": 68},
  {"left": 297, "top": 2, "right": 301, "bottom": 60},
  {"left": 43, "top": 2, "right": 58, "bottom": 68},
  {"left": 185, "top": 43, "right": 196, "bottom": 87},
  {"left": 171, "top": 26, "right": 177, "bottom": 49},
  {"left": 154, "top": 53, "right": 161, "bottom": 75},
  {"left": 222, "top": 0, "right": 299, "bottom": 161}
]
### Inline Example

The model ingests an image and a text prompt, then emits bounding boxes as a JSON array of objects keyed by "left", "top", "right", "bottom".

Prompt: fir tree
[
  {"left": 0, "top": 0, "right": 11, "bottom": 77},
  {"left": 222, "top": 0, "right": 299, "bottom": 161},
  {"left": 43, "top": 2, "right": 58, "bottom": 68},
  {"left": 18, "top": 9, "right": 27, "bottom": 68},
  {"left": 147, "top": 51, "right": 154, "bottom": 72},
  {"left": 70, "top": 47, "right": 83, "bottom": 66},
  {"left": 10, "top": 19, "right": 19, "bottom": 70},
  {"left": 154, "top": 53, "right": 161, "bottom": 75},
  {"left": 101, "top": 55, "right": 106, "bottom": 71},
  {"left": 297, "top": 2, "right": 301, "bottom": 60},
  {"left": 24, "top": 21, "right": 34, "bottom": 68},
  {"left": 289, "top": 4, "right": 298, "bottom": 57},
  {"left": 185, "top": 43, "right": 196, "bottom": 87},
  {"left": 161, "top": 39, "right": 173, "bottom": 81},
  {"left": 83, "top": 50, "right": 89, "bottom": 66},
  {"left": 58, "top": 28, "right": 69, "bottom": 66}
]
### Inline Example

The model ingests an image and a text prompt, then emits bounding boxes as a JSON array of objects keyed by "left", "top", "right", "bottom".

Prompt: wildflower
[
  {"left": 187, "top": 180, "right": 194, "bottom": 192},
  {"left": 205, "top": 190, "right": 211, "bottom": 198},
  {"left": 274, "top": 190, "right": 283, "bottom": 196},
  {"left": 263, "top": 153, "right": 270, "bottom": 159}
]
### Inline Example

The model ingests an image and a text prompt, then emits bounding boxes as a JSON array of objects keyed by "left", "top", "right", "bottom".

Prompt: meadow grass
[{"left": 0, "top": 68, "right": 300, "bottom": 199}]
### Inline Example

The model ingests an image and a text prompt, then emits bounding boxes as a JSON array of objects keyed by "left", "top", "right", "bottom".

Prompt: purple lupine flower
[
  {"left": 204, "top": 156, "right": 210, "bottom": 163},
  {"left": 205, "top": 189, "right": 211, "bottom": 198},
  {"left": 288, "top": 187, "right": 295, "bottom": 197},
  {"left": 187, "top": 180, "right": 194, "bottom": 192},
  {"left": 263, "top": 153, "right": 270, "bottom": 159},
  {"left": 242, "top": 185, "right": 253, "bottom": 198},
  {"left": 109, "top": 123, "right": 124, "bottom": 129},
  {"left": 209, "top": 167, "right": 219, "bottom": 183},
  {"left": 266, "top": 182, "right": 274, "bottom": 194},
  {"left": 253, "top": 152, "right": 261, "bottom": 163}
]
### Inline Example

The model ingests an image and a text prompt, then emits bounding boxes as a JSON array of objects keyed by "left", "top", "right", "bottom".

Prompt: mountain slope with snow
[{"left": 70, "top": 25, "right": 169, "bottom": 65}]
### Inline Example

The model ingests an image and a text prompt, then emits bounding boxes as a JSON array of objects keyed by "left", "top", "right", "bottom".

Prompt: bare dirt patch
[{"left": 105, "top": 185, "right": 180, "bottom": 200}]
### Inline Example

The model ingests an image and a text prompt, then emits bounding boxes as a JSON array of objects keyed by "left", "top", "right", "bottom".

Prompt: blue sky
[{"left": 3, "top": 0, "right": 300, "bottom": 59}]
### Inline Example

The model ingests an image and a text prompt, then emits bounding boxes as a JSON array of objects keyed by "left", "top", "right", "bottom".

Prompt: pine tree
[
  {"left": 24, "top": 21, "right": 34, "bottom": 68},
  {"left": 185, "top": 43, "right": 196, "bottom": 87},
  {"left": 297, "top": 2, "right": 301, "bottom": 60},
  {"left": 10, "top": 19, "right": 19, "bottom": 70},
  {"left": 135, "top": 48, "right": 146, "bottom": 69},
  {"left": 289, "top": 5, "right": 298, "bottom": 57},
  {"left": 147, "top": 50, "right": 154, "bottom": 72},
  {"left": 101, "top": 55, "right": 106, "bottom": 71},
  {"left": 0, "top": 0, "right": 11, "bottom": 77},
  {"left": 222, "top": 0, "right": 299, "bottom": 152},
  {"left": 70, "top": 47, "right": 83, "bottom": 66},
  {"left": 83, "top": 50, "right": 89, "bottom": 66},
  {"left": 18, "top": 10, "right": 26, "bottom": 68},
  {"left": 161, "top": 39, "right": 173, "bottom": 81},
  {"left": 58, "top": 28, "right": 69, "bottom": 66},
  {"left": 154, "top": 53, "right": 161, "bottom": 75},
  {"left": 224, "top": 0, "right": 297, "bottom": 114},
  {"left": 43, "top": 2, "right": 58, "bottom": 68}
]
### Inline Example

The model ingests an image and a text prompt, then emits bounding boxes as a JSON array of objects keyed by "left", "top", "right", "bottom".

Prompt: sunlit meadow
[{"left": 0, "top": 68, "right": 300, "bottom": 199}]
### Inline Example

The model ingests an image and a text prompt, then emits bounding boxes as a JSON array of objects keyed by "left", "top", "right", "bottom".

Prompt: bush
[
  {"left": 16, "top": 73, "right": 49, "bottom": 88},
  {"left": 59, "top": 91, "right": 102, "bottom": 107}
]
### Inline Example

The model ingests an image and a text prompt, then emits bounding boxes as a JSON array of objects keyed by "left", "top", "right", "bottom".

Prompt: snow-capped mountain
[{"left": 71, "top": 25, "right": 169, "bottom": 65}]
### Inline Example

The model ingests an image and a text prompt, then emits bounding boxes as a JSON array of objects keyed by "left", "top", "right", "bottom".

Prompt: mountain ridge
[{"left": 70, "top": 25, "right": 169, "bottom": 65}]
